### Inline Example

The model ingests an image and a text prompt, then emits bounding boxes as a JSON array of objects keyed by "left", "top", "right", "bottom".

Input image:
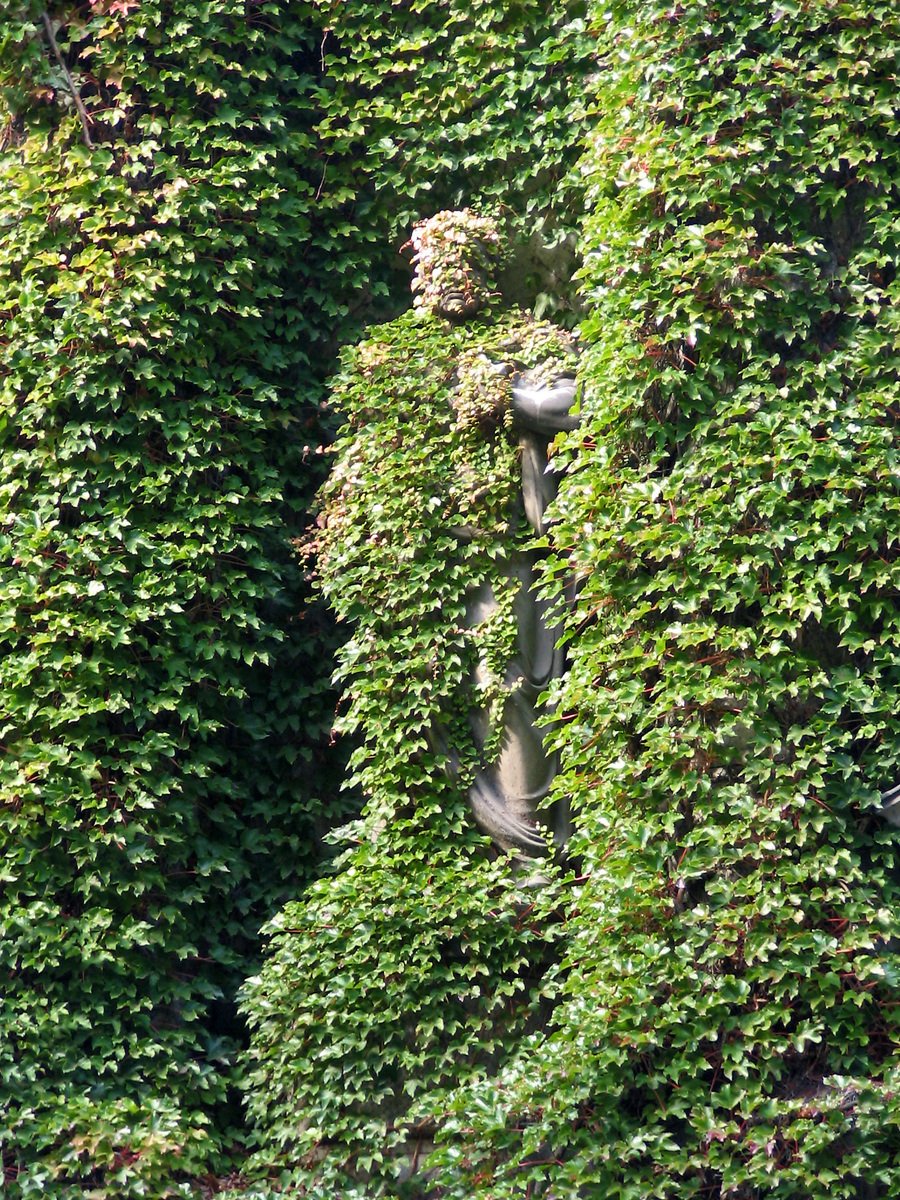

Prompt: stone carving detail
[
  {"left": 881, "top": 783, "right": 900, "bottom": 825},
  {"left": 462, "top": 373, "right": 579, "bottom": 857},
  {"left": 409, "top": 211, "right": 580, "bottom": 858}
]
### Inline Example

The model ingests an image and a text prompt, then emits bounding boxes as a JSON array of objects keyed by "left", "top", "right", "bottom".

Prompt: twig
[
  {"left": 315, "top": 159, "right": 328, "bottom": 201},
  {"left": 39, "top": 11, "right": 94, "bottom": 148}
]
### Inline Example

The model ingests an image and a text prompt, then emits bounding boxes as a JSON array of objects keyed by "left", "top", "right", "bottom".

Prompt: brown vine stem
[{"left": 39, "top": 11, "right": 94, "bottom": 148}]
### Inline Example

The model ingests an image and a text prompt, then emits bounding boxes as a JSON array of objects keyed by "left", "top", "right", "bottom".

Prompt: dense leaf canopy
[
  {"left": 1, "top": 0, "right": 897, "bottom": 1195},
  {"left": 244, "top": 0, "right": 900, "bottom": 1197},
  {"left": 0, "top": 0, "right": 589, "bottom": 1192}
]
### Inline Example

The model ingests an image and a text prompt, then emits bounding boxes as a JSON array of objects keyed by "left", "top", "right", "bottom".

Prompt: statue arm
[
  {"left": 881, "top": 782, "right": 900, "bottom": 826},
  {"left": 511, "top": 376, "right": 579, "bottom": 436}
]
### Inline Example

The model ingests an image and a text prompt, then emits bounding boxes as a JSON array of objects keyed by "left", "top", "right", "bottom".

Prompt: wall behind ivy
[
  {"left": 0, "top": 2, "right": 361, "bottom": 1193},
  {"left": 0, "top": 0, "right": 592, "bottom": 1194},
  {"left": 240, "top": 0, "right": 900, "bottom": 1197},
  {"left": 307, "top": 0, "right": 593, "bottom": 317}
]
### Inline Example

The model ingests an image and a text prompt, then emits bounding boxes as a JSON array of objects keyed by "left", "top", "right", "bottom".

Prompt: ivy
[
  {"left": 241, "top": 304, "right": 578, "bottom": 1194},
  {"left": 431, "top": 1, "right": 900, "bottom": 1196},
  {"left": 9, "top": 0, "right": 892, "bottom": 1194},
  {"left": 241, "top": 1, "right": 900, "bottom": 1196},
  {"left": 304, "top": 0, "right": 595, "bottom": 320},
  {"left": 0, "top": 1, "right": 351, "bottom": 1192}
]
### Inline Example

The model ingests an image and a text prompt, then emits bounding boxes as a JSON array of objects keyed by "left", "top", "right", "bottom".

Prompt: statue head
[{"left": 405, "top": 209, "right": 502, "bottom": 319}]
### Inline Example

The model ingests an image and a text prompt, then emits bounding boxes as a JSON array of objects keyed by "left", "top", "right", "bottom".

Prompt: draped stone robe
[{"left": 462, "top": 372, "right": 579, "bottom": 856}]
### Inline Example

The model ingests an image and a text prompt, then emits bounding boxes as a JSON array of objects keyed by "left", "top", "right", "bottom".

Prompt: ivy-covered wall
[
  {"left": 434, "top": 0, "right": 900, "bottom": 1195},
  {"left": 306, "top": 0, "right": 593, "bottom": 316},
  {"left": 0, "top": 0, "right": 591, "bottom": 1194},
  {"left": 0, "top": 2, "right": 351, "bottom": 1193},
  {"left": 241, "top": 0, "right": 900, "bottom": 1197},
  {"left": 4, "top": 0, "right": 896, "bottom": 1194}
]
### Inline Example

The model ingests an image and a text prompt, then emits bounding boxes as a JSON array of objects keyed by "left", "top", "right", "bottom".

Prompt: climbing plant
[
  {"left": 0, "top": 0, "right": 592, "bottom": 1194},
  {"left": 11, "top": 0, "right": 892, "bottom": 1195},
  {"left": 425, "top": 0, "right": 900, "bottom": 1196},
  {"left": 306, "top": 0, "right": 594, "bottom": 316},
  {"left": 241, "top": 265, "right": 579, "bottom": 1193},
  {"left": 242, "top": 0, "right": 900, "bottom": 1196},
  {"left": 0, "top": 1, "right": 348, "bottom": 1194}
]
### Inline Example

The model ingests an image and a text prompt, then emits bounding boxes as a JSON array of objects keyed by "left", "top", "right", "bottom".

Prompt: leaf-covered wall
[
  {"left": 241, "top": 0, "right": 900, "bottom": 1197},
  {"left": 435, "top": 0, "right": 900, "bottom": 1195},
  {"left": 3, "top": 0, "right": 897, "bottom": 1195},
  {"left": 0, "top": 0, "right": 591, "bottom": 1193},
  {"left": 0, "top": 1, "right": 355, "bottom": 1191}
]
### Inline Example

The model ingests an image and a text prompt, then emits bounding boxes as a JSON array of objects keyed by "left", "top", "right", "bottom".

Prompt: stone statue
[
  {"left": 880, "top": 782, "right": 900, "bottom": 825},
  {"left": 408, "top": 211, "right": 579, "bottom": 858},
  {"left": 462, "top": 374, "right": 579, "bottom": 858}
]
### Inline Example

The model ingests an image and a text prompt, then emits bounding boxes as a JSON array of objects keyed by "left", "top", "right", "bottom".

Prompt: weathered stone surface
[
  {"left": 880, "top": 782, "right": 900, "bottom": 826},
  {"left": 462, "top": 372, "right": 579, "bottom": 856}
]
